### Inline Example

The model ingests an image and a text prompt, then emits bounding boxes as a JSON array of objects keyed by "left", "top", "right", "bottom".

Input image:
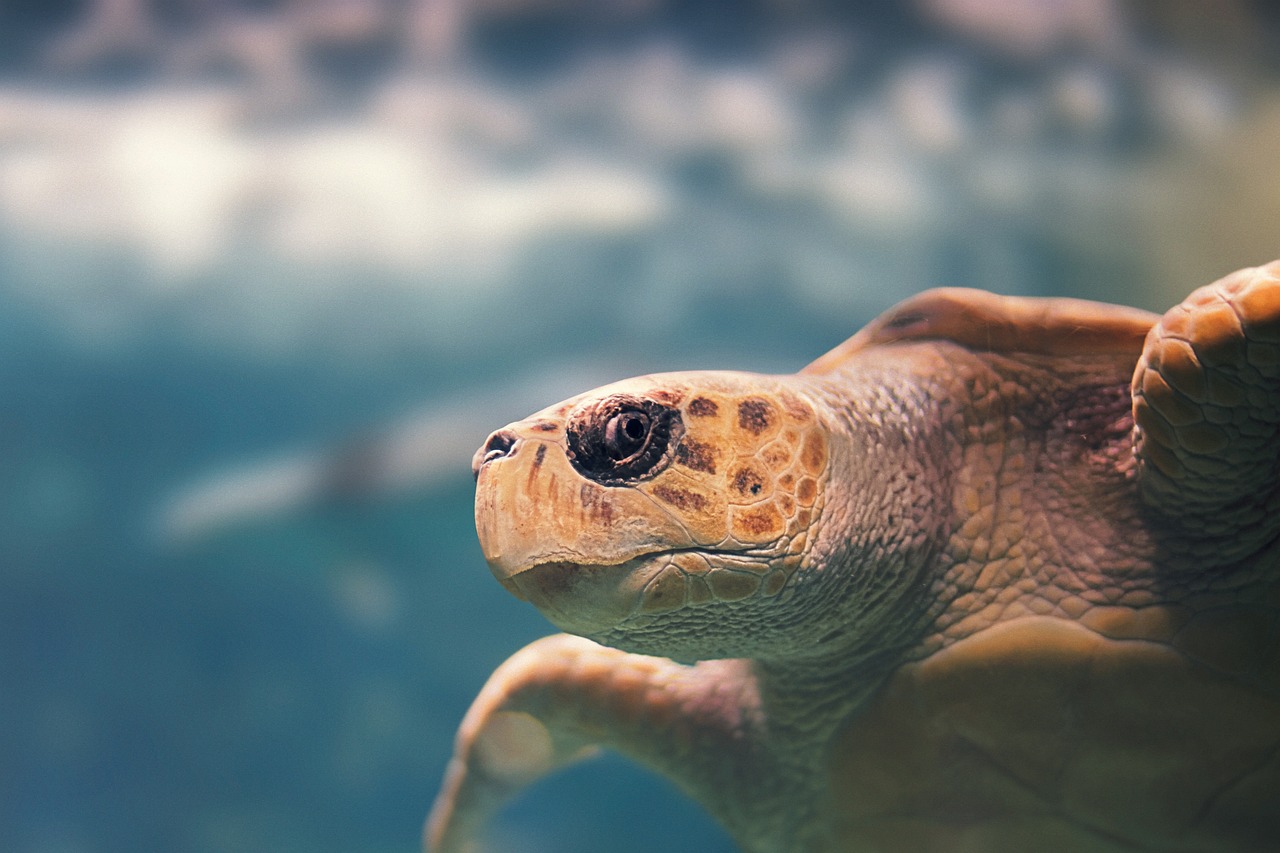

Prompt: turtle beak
[{"left": 471, "top": 417, "right": 694, "bottom": 636}]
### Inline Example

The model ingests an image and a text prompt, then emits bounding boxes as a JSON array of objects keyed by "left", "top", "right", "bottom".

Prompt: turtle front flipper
[
  {"left": 425, "top": 634, "right": 762, "bottom": 853},
  {"left": 1132, "top": 261, "right": 1280, "bottom": 561}
]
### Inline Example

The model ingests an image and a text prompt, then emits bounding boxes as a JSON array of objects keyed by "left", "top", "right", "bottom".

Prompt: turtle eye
[
  {"left": 603, "top": 409, "right": 651, "bottom": 461},
  {"left": 567, "top": 395, "right": 682, "bottom": 485}
]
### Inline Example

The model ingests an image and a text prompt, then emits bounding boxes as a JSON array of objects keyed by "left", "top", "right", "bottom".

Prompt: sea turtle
[{"left": 427, "top": 261, "right": 1280, "bottom": 852}]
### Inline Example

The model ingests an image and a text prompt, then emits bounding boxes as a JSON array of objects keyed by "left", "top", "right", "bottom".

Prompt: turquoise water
[
  {"left": 3, "top": 3, "right": 1279, "bottom": 852},
  {"left": 0, "top": 274, "right": 803, "bottom": 852}
]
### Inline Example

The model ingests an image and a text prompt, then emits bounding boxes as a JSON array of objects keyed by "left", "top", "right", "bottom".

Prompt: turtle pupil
[
  {"left": 605, "top": 410, "right": 650, "bottom": 460},
  {"left": 565, "top": 395, "right": 682, "bottom": 486}
]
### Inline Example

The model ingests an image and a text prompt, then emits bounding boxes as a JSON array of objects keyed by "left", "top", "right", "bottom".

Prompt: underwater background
[{"left": 3, "top": 2, "right": 1279, "bottom": 851}]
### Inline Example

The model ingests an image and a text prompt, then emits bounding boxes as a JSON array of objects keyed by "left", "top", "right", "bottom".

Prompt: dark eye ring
[
  {"left": 604, "top": 409, "right": 651, "bottom": 461},
  {"left": 566, "top": 395, "right": 682, "bottom": 485}
]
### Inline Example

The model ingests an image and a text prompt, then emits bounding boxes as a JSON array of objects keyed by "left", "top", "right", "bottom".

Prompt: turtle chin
[{"left": 498, "top": 554, "right": 669, "bottom": 638}]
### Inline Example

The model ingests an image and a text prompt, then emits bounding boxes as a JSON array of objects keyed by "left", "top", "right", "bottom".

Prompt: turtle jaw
[
  {"left": 497, "top": 552, "right": 679, "bottom": 637},
  {"left": 495, "top": 546, "right": 783, "bottom": 641}
]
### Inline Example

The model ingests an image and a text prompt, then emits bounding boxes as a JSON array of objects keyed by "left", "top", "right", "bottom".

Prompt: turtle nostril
[
  {"left": 473, "top": 430, "right": 518, "bottom": 480},
  {"left": 484, "top": 430, "right": 518, "bottom": 462}
]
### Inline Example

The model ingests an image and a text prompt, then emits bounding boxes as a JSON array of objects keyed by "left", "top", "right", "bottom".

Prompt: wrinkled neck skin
[
  {"left": 749, "top": 349, "right": 958, "bottom": 713},
  {"left": 754, "top": 337, "right": 1165, "bottom": 692},
  {"left": 660, "top": 349, "right": 962, "bottom": 850},
  {"left": 711, "top": 340, "right": 1173, "bottom": 850}
]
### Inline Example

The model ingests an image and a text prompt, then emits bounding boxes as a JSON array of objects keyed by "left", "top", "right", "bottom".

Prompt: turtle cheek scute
[
  {"left": 730, "top": 503, "right": 786, "bottom": 543},
  {"left": 641, "top": 465, "right": 730, "bottom": 545}
]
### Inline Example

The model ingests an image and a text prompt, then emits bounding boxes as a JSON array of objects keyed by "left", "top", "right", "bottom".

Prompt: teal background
[{"left": 3, "top": 2, "right": 1279, "bottom": 851}]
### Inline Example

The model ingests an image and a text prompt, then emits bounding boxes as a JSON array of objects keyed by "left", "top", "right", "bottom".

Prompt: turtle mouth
[
  {"left": 497, "top": 546, "right": 774, "bottom": 635},
  {"left": 499, "top": 552, "right": 671, "bottom": 635}
]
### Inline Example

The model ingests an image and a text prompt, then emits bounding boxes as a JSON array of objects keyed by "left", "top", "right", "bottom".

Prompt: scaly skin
[
  {"left": 427, "top": 262, "right": 1280, "bottom": 852},
  {"left": 1132, "top": 261, "right": 1280, "bottom": 563}
]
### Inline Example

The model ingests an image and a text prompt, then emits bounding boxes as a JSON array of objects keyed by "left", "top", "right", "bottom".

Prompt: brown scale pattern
[
  {"left": 1132, "top": 261, "right": 1280, "bottom": 563},
  {"left": 634, "top": 386, "right": 830, "bottom": 614}
]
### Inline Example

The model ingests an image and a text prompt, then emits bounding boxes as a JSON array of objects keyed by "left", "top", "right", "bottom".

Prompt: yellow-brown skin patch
[
  {"left": 737, "top": 398, "right": 778, "bottom": 435},
  {"left": 651, "top": 485, "right": 708, "bottom": 513},
  {"left": 687, "top": 396, "right": 719, "bottom": 417},
  {"left": 472, "top": 371, "right": 828, "bottom": 636},
  {"left": 673, "top": 437, "right": 717, "bottom": 474}
]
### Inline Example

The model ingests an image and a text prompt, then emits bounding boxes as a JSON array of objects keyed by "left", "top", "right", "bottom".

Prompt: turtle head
[{"left": 472, "top": 371, "right": 830, "bottom": 659}]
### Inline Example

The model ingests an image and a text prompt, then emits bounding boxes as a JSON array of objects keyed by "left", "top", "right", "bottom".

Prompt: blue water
[{"left": 0, "top": 285, "right": 801, "bottom": 852}]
